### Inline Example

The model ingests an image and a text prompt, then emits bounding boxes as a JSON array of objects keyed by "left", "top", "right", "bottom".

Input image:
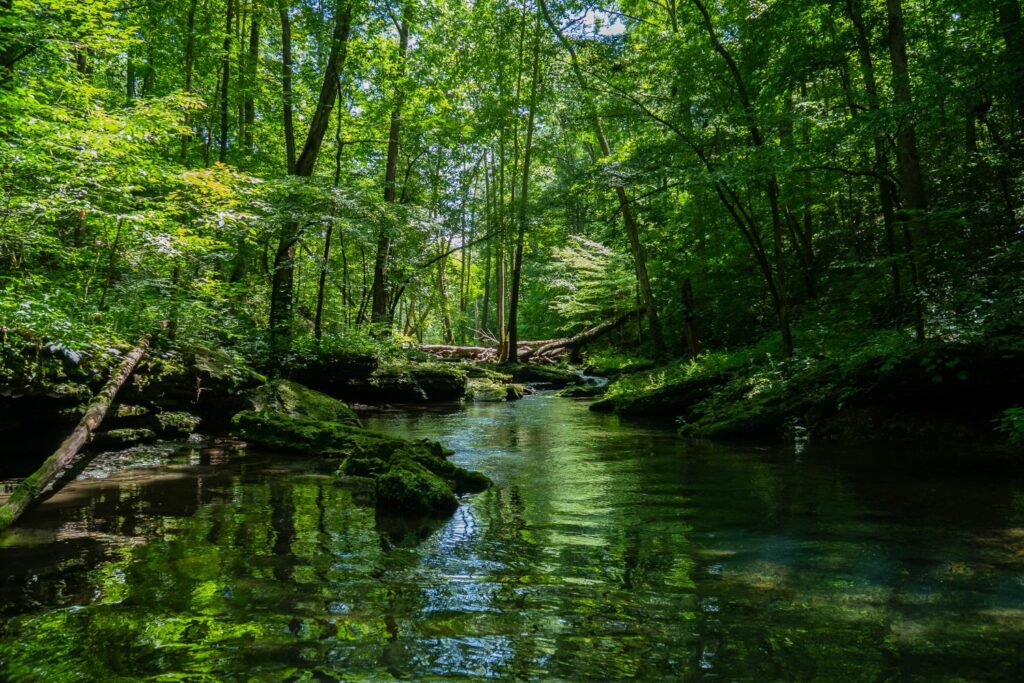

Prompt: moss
[
  {"left": 231, "top": 409, "right": 491, "bottom": 516},
  {"left": 113, "top": 404, "right": 150, "bottom": 418},
  {"left": 247, "top": 379, "right": 360, "bottom": 426},
  {"left": 374, "top": 461, "right": 459, "bottom": 516},
  {"left": 155, "top": 411, "right": 202, "bottom": 437},
  {"left": 558, "top": 382, "right": 606, "bottom": 398},
  {"left": 506, "top": 384, "right": 526, "bottom": 401},
  {"left": 339, "top": 456, "right": 388, "bottom": 478},
  {"left": 463, "top": 363, "right": 513, "bottom": 383},
  {"left": 231, "top": 410, "right": 402, "bottom": 458},
  {"left": 369, "top": 360, "right": 467, "bottom": 402},
  {"left": 92, "top": 428, "right": 157, "bottom": 449},
  {"left": 467, "top": 378, "right": 507, "bottom": 402}
]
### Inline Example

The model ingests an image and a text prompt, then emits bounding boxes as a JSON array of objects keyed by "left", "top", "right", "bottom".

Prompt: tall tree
[
  {"left": 886, "top": 0, "right": 928, "bottom": 342},
  {"left": 505, "top": 10, "right": 542, "bottom": 365},
  {"left": 269, "top": 0, "right": 355, "bottom": 355},
  {"left": 370, "top": 6, "right": 411, "bottom": 328}
]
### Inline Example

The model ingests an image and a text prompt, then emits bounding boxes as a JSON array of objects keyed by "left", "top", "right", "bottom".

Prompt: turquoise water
[{"left": 1, "top": 393, "right": 1023, "bottom": 680}]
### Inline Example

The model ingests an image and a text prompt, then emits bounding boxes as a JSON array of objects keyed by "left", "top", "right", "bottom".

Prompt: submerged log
[{"left": 0, "top": 331, "right": 155, "bottom": 531}]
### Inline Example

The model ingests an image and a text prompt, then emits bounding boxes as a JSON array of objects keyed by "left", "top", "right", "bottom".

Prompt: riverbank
[{"left": 591, "top": 332, "right": 1024, "bottom": 451}]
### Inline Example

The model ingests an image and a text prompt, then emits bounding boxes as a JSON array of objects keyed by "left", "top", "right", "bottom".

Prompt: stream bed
[{"left": 1, "top": 393, "right": 1023, "bottom": 680}]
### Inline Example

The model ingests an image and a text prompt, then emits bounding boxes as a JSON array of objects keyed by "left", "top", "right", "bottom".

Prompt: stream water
[{"left": 1, "top": 393, "right": 1023, "bottom": 681}]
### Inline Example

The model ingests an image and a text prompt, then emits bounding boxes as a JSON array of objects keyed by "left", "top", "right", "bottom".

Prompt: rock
[
  {"left": 246, "top": 379, "right": 360, "bottom": 426},
  {"left": 287, "top": 355, "right": 468, "bottom": 404},
  {"left": 366, "top": 362, "right": 467, "bottom": 402},
  {"left": 91, "top": 427, "right": 157, "bottom": 449},
  {"left": 230, "top": 409, "right": 491, "bottom": 517},
  {"left": 558, "top": 382, "right": 606, "bottom": 398},
  {"left": 120, "top": 346, "right": 265, "bottom": 427},
  {"left": 375, "top": 461, "right": 459, "bottom": 516},
  {"left": 506, "top": 384, "right": 525, "bottom": 401},
  {"left": 467, "top": 379, "right": 507, "bottom": 402},
  {"left": 155, "top": 411, "right": 202, "bottom": 437}
]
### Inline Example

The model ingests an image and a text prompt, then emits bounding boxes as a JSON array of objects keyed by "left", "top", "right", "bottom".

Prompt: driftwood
[{"left": 0, "top": 331, "right": 155, "bottom": 531}]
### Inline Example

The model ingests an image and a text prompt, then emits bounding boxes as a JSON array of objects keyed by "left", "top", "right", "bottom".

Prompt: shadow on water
[{"left": 1, "top": 393, "right": 1023, "bottom": 681}]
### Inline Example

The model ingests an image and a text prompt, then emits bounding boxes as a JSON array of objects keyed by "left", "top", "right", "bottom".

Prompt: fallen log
[
  {"left": 418, "top": 340, "right": 561, "bottom": 361},
  {"left": 0, "top": 331, "right": 155, "bottom": 532},
  {"left": 527, "top": 308, "right": 646, "bottom": 360}
]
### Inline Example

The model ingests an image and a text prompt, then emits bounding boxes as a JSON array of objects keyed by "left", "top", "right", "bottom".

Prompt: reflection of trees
[{"left": 4, "top": 406, "right": 1024, "bottom": 681}]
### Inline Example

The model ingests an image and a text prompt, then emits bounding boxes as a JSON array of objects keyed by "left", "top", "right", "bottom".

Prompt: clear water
[{"left": 1, "top": 393, "right": 1023, "bottom": 681}]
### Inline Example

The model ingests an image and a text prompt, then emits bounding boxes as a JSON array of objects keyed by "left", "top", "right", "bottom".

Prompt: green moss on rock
[
  {"left": 247, "top": 379, "right": 360, "bottom": 426},
  {"left": 155, "top": 411, "right": 202, "bottom": 437},
  {"left": 467, "top": 378, "right": 507, "bottom": 402},
  {"left": 375, "top": 461, "right": 459, "bottom": 516},
  {"left": 231, "top": 409, "right": 491, "bottom": 516},
  {"left": 92, "top": 427, "right": 157, "bottom": 449}
]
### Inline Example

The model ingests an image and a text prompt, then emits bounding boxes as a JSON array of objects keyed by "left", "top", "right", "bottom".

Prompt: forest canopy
[{"left": 0, "top": 0, "right": 1021, "bottom": 366}]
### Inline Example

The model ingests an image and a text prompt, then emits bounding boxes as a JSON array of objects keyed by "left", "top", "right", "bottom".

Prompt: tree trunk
[
  {"left": 690, "top": 0, "right": 793, "bottom": 357},
  {"left": 682, "top": 276, "right": 699, "bottom": 357},
  {"left": 505, "top": 11, "right": 541, "bottom": 365},
  {"left": 269, "top": 0, "right": 354, "bottom": 357},
  {"left": 529, "top": 308, "right": 646, "bottom": 359},
  {"left": 846, "top": 0, "right": 903, "bottom": 323},
  {"left": 243, "top": 6, "right": 259, "bottom": 154},
  {"left": 886, "top": 0, "right": 928, "bottom": 342},
  {"left": 279, "top": 0, "right": 296, "bottom": 174},
  {"left": 996, "top": 0, "right": 1024, "bottom": 120},
  {"left": 370, "top": 13, "right": 409, "bottom": 327},
  {"left": 0, "top": 332, "right": 155, "bottom": 531},
  {"left": 219, "top": 0, "right": 234, "bottom": 163}
]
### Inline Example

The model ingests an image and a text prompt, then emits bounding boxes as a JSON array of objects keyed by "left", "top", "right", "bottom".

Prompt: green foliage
[{"left": 994, "top": 408, "right": 1024, "bottom": 448}]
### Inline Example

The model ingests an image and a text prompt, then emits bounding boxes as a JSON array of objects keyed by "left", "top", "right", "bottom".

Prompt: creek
[{"left": 1, "top": 393, "right": 1022, "bottom": 680}]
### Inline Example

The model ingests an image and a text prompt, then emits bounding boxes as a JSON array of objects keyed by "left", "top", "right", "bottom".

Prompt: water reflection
[{"left": 0, "top": 394, "right": 1022, "bottom": 680}]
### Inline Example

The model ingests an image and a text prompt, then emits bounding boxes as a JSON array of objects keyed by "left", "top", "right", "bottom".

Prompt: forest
[{"left": 1, "top": 0, "right": 1023, "bottom": 679}]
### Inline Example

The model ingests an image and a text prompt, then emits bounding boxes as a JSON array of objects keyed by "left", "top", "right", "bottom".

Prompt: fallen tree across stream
[
  {"left": 0, "top": 331, "right": 156, "bottom": 532},
  {"left": 418, "top": 308, "right": 645, "bottom": 363}
]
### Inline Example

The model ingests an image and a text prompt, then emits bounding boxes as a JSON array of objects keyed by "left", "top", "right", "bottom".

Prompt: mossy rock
[
  {"left": 375, "top": 461, "right": 459, "bottom": 516},
  {"left": 92, "top": 427, "right": 157, "bottom": 449},
  {"left": 339, "top": 456, "right": 388, "bottom": 478},
  {"left": 232, "top": 410, "right": 406, "bottom": 458},
  {"left": 247, "top": 379, "right": 360, "bottom": 427},
  {"left": 156, "top": 411, "right": 202, "bottom": 437},
  {"left": 467, "top": 379, "right": 507, "bottom": 402},
  {"left": 506, "top": 384, "right": 526, "bottom": 401},
  {"left": 367, "top": 361, "right": 467, "bottom": 402},
  {"left": 231, "top": 410, "right": 491, "bottom": 516},
  {"left": 462, "top": 363, "right": 514, "bottom": 383},
  {"left": 558, "top": 382, "right": 606, "bottom": 398}
]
